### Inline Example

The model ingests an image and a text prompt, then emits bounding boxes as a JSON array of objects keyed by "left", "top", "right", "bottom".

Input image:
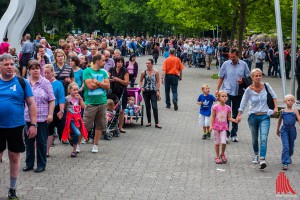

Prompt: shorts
[
  {"left": 83, "top": 104, "right": 107, "bottom": 131},
  {"left": 213, "top": 129, "right": 227, "bottom": 145},
  {"left": 205, "top": 54, "right": 214, "bottom": 63},
  {"left": 199, "top": 114, "right": 210, "bottom": 127},
  {"left": 0, "top": 125, "right": 25, "bottom": 153}
]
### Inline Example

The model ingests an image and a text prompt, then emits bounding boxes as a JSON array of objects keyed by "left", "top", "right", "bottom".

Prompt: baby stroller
[
  {"left": 196, "top": 53, "right": 206, "bottom": 68},
  {"left": 103, "top": 92, "right": 124, "bottom": 140},
  {"left": 125, "top": 86, "right": 144, "bottom": 126}
]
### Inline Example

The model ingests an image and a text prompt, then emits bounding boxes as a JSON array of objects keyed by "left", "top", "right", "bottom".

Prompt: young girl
[
  {"left": 276, "top": 94, "right": 300, "bottom": 170},
  {"left": 124, "top": 96, "right": 141, "bottom": 123},
  {"left": 197, "top": 84, "right": 216, "bottom": 139},
  {"left": 62, "top": 83, "right": 88, "bottom": 157},
  {"left": 210, "top": 91, "right": 237, "bottom": 164},
  {"left": 107, "top": 99, "right": 115, "bottom": 122}
]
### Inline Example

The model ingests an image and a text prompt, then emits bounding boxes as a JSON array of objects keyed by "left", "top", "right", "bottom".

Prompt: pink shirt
[
  {"left": 127, "top": 62, "right": 134, "bottom": 74},
  {"left": 212, "top": 104, "right": 231, "bottom": 131}
]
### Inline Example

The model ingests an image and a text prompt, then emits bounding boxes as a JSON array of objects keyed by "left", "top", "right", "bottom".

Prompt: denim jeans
[
  {"left": 25, "top": 122, "right": 48, "bottom": 169},
  {"left": 70, "top": 120, "right": 81, "bottom": 145},
  {"left": 142, "top": 91, "right": 159, "bottom": 124},
  {"left": 164, "top": 74, "right": 179, "bottom": 106},
  {"left": 225, "top": 94, "right": 242, "bottom": 137},
  {"left": 248, "top": 114, "right": 270, "bottom": 159},
  {"left": 280, "top": 125, "right": 297, "bottom": 165},
  {"left": 192, "top": 52, "right": 199, "bottom": 65}
]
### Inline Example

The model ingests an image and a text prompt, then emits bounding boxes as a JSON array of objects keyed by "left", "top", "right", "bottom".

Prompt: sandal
[
  {"left": 145, "top": 123, "right": 151, "bottom": 127},
  {"left": 221, "top": 154, "right": 227, "bottom": 163},
  {"left": 70, "top": 152, "right": 77, "bottom": 158},
  {"left": 282, "top": 164, "right": 288, "bottom": 170},
  {"left": 155, "top": 124, "right": 162, "bottom": 129},
  {"left": 215, "top": 157, "right": 222, "bottom": 164}
]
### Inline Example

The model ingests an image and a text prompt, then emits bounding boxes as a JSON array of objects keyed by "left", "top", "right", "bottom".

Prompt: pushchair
[
  {"left": 125, "top": 86, "right": 144, "bottom": 126},
  {"left": 196, "top": 53, "right": 206, "bottom": 68},
  {"left": 103, "top": 92, "right": 124, "bottom": 140}
]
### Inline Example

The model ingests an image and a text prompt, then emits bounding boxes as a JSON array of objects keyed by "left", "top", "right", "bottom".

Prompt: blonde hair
[
  {"left": 201, "top": 84, "right": 210, "bottom": 91},
  {"left": 217, "top": 90, "right": 227, "bottom": 100},
  {"left": 284, "top": 94, "right": 295, "bottom": 101},
  {"left": 67, "top": 82, "right": 78, "bottom": 94},
  {"left": 43, "top": 64, "right": 56, "bottom": 76},
  {"left": 54, "top": 49, "right": 66, "bottom": 63},
  {"left": 250, "top": 68, "right": 262, "bottom": 77},
  {"left": 107, "top": 99, "right": 115, "bottom": 111}
]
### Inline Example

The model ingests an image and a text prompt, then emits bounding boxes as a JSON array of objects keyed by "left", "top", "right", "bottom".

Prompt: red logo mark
[{"left": 276, "top": 172, "right": 296, "bottom": 195}]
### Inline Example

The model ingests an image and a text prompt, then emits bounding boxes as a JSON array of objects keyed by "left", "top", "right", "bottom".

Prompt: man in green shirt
[{"left": 80, "top": 54, "right": 110, "bottom": 153}]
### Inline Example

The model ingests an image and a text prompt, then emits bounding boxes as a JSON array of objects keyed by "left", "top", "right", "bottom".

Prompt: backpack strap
[{"left": 17, "top": 76, "right": 26, "bottom": 100}]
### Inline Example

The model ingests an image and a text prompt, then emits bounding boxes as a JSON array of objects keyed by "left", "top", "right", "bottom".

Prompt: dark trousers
[
  {"left": 142, "top": 91, "right": 159, "bottom": 124},
  {"left": 164, "top": 74, "right": 179, "bottom": 106},
  {"left": 48, "top": 105, "right": 63, "bottom": 139},
  {"left": 129, "top": 74, "right": 135, "bottom": 87},
  {"left": 256, "top": 62, "right": 263, "bottom": 71},
  {"left": 25, "top": 122, "right": 48, "bottom": 169},
  {"left": 296, "top": 76, "right": 300, "bottom": 100},
  {"left": 225, "top": 94, "right": 242, "bottom": 137},
  {"left": 268, "top": 61, "right": 274, "bottom": 76},
  {"left": 273, "top": 60, "right": 279, "bottom": 77}
]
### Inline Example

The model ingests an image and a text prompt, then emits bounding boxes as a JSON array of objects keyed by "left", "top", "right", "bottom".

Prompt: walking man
[
  {"left": 0, "top": 53, "right": 37, "bottom": 199},
  {"left": 215, "top": 49, "right": 250, "bottom": 142},
  {"left": 79, "top": 54, "right": 110, "bottom": 153},
  {"left": 161, "top": 48, "right": 184, "bottom": 111}
]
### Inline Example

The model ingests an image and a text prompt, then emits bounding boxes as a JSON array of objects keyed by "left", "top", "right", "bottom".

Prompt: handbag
[
  {"left": 238, "top": 76, "right": 253, "bottom": 96},
  {"left": 264, "top": 83, "right": 275, "bottom": 110}
]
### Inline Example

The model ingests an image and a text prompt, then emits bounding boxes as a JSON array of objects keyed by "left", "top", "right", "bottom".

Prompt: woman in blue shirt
[
  {"left": 44, "top": 64, "right": 65, "bottom": 155},
  {"left": 237, "top": 68, "right": 278, "bottom": 170},
  {"left": 70, "top": 56, "right": 84, "bottom": 95}
]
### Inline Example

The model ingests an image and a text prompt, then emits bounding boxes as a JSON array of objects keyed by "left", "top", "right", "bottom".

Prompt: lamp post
[{"left": 290, "top": 0, "right": 298, "bottom": 95}]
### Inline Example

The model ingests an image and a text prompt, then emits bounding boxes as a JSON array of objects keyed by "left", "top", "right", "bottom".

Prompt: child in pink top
[{"left": 210, "top": 91, "right": 237, "bottom": 164}]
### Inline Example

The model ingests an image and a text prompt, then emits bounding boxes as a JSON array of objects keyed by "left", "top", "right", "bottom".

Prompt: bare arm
[
  {"left": 276, "top": 112, "right": 282, "bottom": 136},
  {"left": 209, "top": 109, "right": 216, "bottom": 132},
  {"left": 161, "top": 70, "right": 166, "bottom": 84},
  {"left": 47, "top": 100, "right": 55, "bottom": 124},
  {"left": 25, "top": 96, "right": 37, "bottom": 138},
  {"left": 215, "top": 77, "right": 224, "bottom": 96},
  {"left": 227, "top": 112, "right": 237, "bottom": 123},
  {"left": 139, "top": 71, "right": 145, "bottom": 91}
]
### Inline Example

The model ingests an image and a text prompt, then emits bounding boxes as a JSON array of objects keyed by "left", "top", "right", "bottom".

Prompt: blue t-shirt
[
  {"left": 74, "top": 69, "right": 83, "bottom": 88},
  {"left": 51, "top": 80, "right": 65, "bottom": 106},
  {"left": 197, "top": 94, "right": 216, "bottom": 116},
  {"left": 117, "top": 39, "right": 123, "bottom": 47},
  {"left": 0, "top": 76, "right": 33, "bottom": 128}
]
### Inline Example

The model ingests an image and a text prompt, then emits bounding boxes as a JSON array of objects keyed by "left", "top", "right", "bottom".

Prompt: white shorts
[{"left": 199, "top": 114, "right": 210, "bottom": 127}]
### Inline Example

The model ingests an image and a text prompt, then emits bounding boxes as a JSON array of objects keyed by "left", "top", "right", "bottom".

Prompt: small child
[
  {"left": 209, "top": 91, "right": 237, "bottom": 164},
  {"left": 197, "top": 84, "right": 216, "bottom": 139},
  {"left": 124, "top": 96, "right": 141, "bottom": 123},
  {"left": 107, "top": 99, "right": 115, "bottom": 122},
  {"left": 276, "top": 94, "right": 300, "bottom": 170},
  {"left": 62, "top": 82, "right": 88, "bottom": 157}
]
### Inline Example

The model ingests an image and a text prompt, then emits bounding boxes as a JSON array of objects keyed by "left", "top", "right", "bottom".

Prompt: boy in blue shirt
[{"left": 197, "top": 84, "right": 216, "bottom": 139}]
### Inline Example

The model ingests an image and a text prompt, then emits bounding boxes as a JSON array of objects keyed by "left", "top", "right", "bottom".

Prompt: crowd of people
[{"left": 0, "top": 32, "right": 299, "bottom": 199}]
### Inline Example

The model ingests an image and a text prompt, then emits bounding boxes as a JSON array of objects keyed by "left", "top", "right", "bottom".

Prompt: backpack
[{"left": 17, "top": 76, "right": 26, "bottom": 100}]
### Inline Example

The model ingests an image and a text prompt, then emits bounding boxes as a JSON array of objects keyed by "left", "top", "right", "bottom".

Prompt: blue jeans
[
  {"left": 280, "top": 125, "right": 297, "bottom": 165},
  {"left": 25, "top": 122, "right": 48, "bottom": 169},
  {"left": 192, "top": 52, "right": 199, "bottom": 65},
  {"left": 248, "top": 114, "right": 270, "bottom": 159},
  {"left": 225, "top": 94, "right": 242, "bottom": 137},
  {"left": 70, "top": 120, "right": 81, "bottom": 145},
  {"left": 164, "top": 74, "right": 179, "bottom": 106}
]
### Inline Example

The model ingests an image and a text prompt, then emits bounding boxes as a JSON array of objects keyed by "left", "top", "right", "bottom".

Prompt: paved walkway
[{"left": 0, "top": 56, "right": 299, "bottom": 199}]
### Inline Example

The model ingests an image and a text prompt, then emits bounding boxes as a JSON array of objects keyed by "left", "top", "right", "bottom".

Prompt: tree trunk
[
  {"left": 238, "top": 0, "right": 246, "bottom": 57},
  {"left": 230, "top": 9, "right": 239, "bottom": 46}
]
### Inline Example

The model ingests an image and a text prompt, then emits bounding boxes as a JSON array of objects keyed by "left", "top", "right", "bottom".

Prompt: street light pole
[
  {"left": 291, "top": 0, "right": 298, "bottom": 95},
  {"left": 274, "top": 0, "right": 287, "bottom": 98}
]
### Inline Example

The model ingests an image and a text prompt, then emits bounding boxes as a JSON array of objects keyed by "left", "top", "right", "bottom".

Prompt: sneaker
[
  {"left": 259, "top": 159, "right": 267, "bottom": 169},
  {"left": 76, "top": 145, "right": 80, "bottom": 153},
  {"left": 232, "top": 136, "right": 238, "bottom": 142},
  {"left": 8, "top": 188, "right": 19, "bottom": 200},
  {"left": 70, "top": 152, "right": 77, "bottom": 158},
  {"left": 91, "top": 145, "right": 98, "bottom": 153},
  {"left": 252, "top": 155, "right": 259, "bottom": 164},
  {"left": 206, "top": 132, "right": 211, "bottom": 139},
  {"left": 202, "top": 134, "right": 207, "bottom": 140}
]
